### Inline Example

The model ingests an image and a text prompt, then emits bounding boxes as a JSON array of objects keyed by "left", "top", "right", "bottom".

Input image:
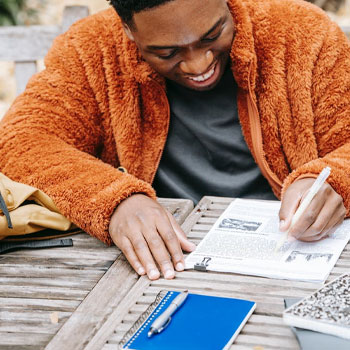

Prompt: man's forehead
[{"left": 131, "top": 0, "right": 229, "bottom": 46}]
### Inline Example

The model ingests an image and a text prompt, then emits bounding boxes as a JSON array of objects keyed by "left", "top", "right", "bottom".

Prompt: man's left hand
[{"left": 279, "top": 178, "right": 346, "bottom": 241}]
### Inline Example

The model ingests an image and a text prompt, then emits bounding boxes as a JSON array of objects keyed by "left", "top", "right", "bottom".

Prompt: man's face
[{"left": 124, "top": 0, "right": 235, "bottom": 91}]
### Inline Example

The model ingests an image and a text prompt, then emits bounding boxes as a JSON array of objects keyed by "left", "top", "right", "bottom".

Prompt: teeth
[{"left": 188, "top": 65, "right": 215, "bottom": 82}]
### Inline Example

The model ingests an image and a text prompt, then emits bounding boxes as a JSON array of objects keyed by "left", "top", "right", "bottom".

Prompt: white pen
[
  {"left": 275, "top": 167, "right": 331, "bottom": 252},
  {"left": 148, "top": 290, "right": 188, "bottom": 338}
]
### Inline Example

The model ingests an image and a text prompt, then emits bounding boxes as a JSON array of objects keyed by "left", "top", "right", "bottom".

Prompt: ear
[{"left": 122, "top": 23, "right": 135, "bottom": 41}]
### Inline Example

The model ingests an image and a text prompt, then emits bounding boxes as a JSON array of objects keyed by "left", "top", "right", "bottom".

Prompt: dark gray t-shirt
[{"left": 153, "top": 65, "right": 276, "bottom": 203}]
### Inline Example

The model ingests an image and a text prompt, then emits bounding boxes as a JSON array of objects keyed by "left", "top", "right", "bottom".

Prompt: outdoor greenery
[
  {"left": 0, "top": 0, "right": 26, "bottom": 25},
  {"left": 0, "top": 0, "right": 43, "bottom": 26}
]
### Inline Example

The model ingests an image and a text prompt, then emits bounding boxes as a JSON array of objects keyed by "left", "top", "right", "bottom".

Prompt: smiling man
[{"left": 0, "top": 0, "right": 349, "bottom": 280}]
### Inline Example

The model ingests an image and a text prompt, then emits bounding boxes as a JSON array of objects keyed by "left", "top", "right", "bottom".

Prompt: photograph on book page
[{"left": 185, "top": 199, "right": 350, "bottom": 282}]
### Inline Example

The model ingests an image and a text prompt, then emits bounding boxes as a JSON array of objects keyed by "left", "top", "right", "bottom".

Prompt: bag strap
[
  {"left": 0, "top": 238, "right": 73, "bottom": 254},
  {"left": 0, "top": 192, "right": 13, "bottom": 229}
]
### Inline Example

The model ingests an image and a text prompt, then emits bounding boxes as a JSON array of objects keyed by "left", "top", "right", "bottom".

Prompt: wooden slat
[
  {"left": 0, "top": 265, "right": 105, "bottom": 278},
  {"left": 2, "top": 246, "right": 119, "bottom": 260},
  {"left": 0, "top": 309, "right": 71, "bottom": 325},
  {"left": 0, "top": 255, "right": 114, "bottom": 270},
  {"left": 157, "top": 197, "right": 194, "bottom": 225},
  {"left": 0, "top": 276, "right": 100, "bottom": 290},
  {"left": 0, "top": 285, "right": 89, "bottom": 300},
  {"left": 0, "top": 332, "right": 51, "bottom": 350},
  {"left": 181, "top": 197, "right": 213, "bottom": 234},
  {"left": 0, "top": 298, "right": 79, "bottom": 312}
]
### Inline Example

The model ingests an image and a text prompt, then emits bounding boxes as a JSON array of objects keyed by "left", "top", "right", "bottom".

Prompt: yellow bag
[{"left": 0, "top": 173, "right": 74, "bottom": 240}]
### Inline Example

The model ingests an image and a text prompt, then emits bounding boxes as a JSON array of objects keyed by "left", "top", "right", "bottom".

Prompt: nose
[{"left": 179, "top": 50, "right": 214, "bottom": 75}]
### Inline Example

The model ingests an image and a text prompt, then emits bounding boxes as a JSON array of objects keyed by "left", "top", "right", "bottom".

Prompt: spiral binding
[{"left": 119, "top": 290, "right": 174, "bottom": 349}]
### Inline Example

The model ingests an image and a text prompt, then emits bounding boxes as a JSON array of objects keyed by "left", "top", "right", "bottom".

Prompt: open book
[
  {"left": 283, "top": 273, "right": 350, "bottom": 339},
  {"left": 185, "top": 199, "right": 350, "bottom": 282}
]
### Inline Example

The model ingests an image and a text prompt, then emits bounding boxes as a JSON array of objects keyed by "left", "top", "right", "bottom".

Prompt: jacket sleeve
[
  {"left": 282, "top": 21, "right": 350, "bottom": 214},
  {"left": 0, "top": 29, "right": 156, "bottom": 245}
]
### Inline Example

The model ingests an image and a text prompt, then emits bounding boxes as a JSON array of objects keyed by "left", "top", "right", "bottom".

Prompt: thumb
[
  {"left": 279, "top": 192, "right": 302, "bottom": 232},
  {"left": 166, "top": 211, "right": 196, "bottom": 252}
]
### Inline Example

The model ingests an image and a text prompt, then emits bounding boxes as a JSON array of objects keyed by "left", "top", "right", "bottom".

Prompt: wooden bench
[{"left": 0, "top": 6, "right": 89, "bottom": 96}]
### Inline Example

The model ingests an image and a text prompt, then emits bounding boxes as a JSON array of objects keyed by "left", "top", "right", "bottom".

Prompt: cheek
[
  {"left": 213, "top": 32, "right": 234, "bottom": 54},
  {"left": 141, "top": 54, "right": 179, "bottom": 76},
  {"left": 210, "top": 22, "right": 235, "bottom": 55},
  {"left": 150, "top": 62, "right": 177, "bottom": 77}
]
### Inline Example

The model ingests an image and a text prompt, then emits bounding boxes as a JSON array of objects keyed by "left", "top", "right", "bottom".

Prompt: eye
[
  {"left": 157, "top": 50, "right": 178, "bottom": 60},
  {"left": 202, "top": 31, "right": 222, "bottom": 43}
]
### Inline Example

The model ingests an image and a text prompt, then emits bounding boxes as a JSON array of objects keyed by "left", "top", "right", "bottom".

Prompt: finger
[
  {"left": 321, "top": 215, "right": 344, "bottom": 239},
  {"left": 120, "top": 237, "right": 146, "bottom": 276},
  {"left": 129, "top": 234, "right": 160, "bottom": 280},
  {"left": 157, "top": 212, "right": 188, "bottom": 272},
  {"left": 279, "top": 190, "right": 303, "bottom": 232},
  {"left": 299, "top": 213, "right": 343, "bottom": 242},
  {"left": 288, "top": 192, "right": 326, "bottom": 239},
  {"left": 295, "top": 193, "right": 345, "bottom": 240},
  {"left": 143, "top": 226, "right": 176, "bottom": 279},
  {"left": 292, "top": 199, "right": 327, "bottom": 240},
  {"left": 298, "top": 231, "right": 325, "bottom": 242},
  {"left": 165, "top": 210, "right": 196, "bottom": 253}
]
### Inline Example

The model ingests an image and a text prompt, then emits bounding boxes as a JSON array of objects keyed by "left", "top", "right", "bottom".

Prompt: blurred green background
[{"left": 0, "top": 0, "right": 46, "bottom": 26}]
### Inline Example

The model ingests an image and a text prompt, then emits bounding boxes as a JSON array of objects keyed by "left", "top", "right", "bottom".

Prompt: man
[{"left": 0, "top": 0, "right": 348, "bottom": 280}]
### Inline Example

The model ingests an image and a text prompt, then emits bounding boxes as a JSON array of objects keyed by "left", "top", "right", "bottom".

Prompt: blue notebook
[{"left": 119, "top": 290, "right": 256, "bottom": 350}]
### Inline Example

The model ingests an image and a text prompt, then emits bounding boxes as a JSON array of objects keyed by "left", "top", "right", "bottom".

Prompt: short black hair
[{"left": 108, "top": 0, "right": 175, "bottom": 26}]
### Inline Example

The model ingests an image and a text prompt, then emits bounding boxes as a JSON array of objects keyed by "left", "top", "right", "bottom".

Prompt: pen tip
[{"left": 147, "top": 330, "right": 153, "bottom": 338}]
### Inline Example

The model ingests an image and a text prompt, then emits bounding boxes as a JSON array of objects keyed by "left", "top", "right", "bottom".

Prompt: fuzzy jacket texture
[{"left": 1, "top": 0, "right": 350, "bottom": 245}]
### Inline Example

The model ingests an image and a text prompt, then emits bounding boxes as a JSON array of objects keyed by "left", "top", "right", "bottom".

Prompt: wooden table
[
  {"left": 45, "top": 196, "right": 349, "bottom": 350},
  {"left": 0, "top": 198, "right": 193, "bottom": 350},
  {"left": 2, "top": 196, "right": 349, "bottom": 350}
]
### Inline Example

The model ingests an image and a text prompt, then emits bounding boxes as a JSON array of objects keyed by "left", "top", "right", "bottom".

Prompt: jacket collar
[
  {"left": 228, "top": 0, "right": 257, "bottom": 91},
  {"left": 117, "top": 0, "right": 257, "bottom": 91}
]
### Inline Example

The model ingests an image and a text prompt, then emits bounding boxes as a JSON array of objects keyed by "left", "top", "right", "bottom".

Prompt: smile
[{"left": 187, "top": 64, "right": 216, "bottom": 82}]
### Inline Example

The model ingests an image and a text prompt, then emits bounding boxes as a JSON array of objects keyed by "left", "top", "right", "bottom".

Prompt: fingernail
[
  {"left": 148, "top": 269, "right": 160, "bottom": 280},
  {"left": 137, "top": 267, "right": 145, "bottom": 275},
  {"left": 176, "top": 262, "right": 184, "bottom": 271},
  {"left": 164, "top": 270, "right": 175, "bottom": 279},
  {"left": 189, "top": 242, "right": 196, "bottom": 250}
]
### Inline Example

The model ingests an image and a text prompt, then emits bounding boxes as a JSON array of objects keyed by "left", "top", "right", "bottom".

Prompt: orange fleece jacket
[{"left": 1, "top": 0, "right": 350, "bottom": 245}]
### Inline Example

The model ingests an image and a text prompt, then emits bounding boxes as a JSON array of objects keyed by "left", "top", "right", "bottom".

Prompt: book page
[{"left": 185, "top": 199, "right": 350, "bottom": 282}]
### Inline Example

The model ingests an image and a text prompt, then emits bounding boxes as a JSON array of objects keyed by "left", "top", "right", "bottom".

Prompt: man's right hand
[{"left": 108, "top": 194, "right": 196, "bottom": 280}]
